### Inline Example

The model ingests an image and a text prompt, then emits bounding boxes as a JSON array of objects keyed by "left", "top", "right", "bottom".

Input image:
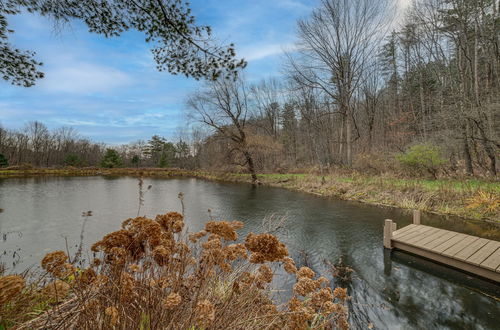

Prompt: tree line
[
  {"left": 1, "top": 0, "right": 498, "bottom": 181},
  {"left": 0, "top": 122, "right": 192, "bottom": 168},
  {"left": 188, "top": 0, "right": 499, "bottom": 181}
]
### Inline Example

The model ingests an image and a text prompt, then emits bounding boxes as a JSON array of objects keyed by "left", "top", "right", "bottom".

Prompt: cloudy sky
[{"left": 0, "top": 0, "right": 410, "bottom": 144}]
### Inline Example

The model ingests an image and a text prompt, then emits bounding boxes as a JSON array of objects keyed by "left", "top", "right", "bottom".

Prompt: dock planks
[{"left": 385, "top": 220, "right": 500, "bottom": 283}]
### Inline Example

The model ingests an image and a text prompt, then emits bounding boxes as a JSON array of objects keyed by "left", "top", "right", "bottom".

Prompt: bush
[
  {"left": 0, "top": 154, "right": 8, "bottom": 167},
  {"left": 1, "top": 213, "right": 349, "bottom": 329},
  {"left": 396, "top": 143, "right": 447, "bottom": 178},
  {"left": 100, "top": 149, "right": 123, "bottom": 168},
  {"left": 64, "top": 154, "right": 81, "bottom": 167}
]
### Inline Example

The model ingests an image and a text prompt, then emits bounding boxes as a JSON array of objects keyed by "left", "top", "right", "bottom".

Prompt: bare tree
[
  {"left": 187, "top": 78, "right": 258, "bottom": 183},
  {"left": 286, "top": 0, "right": 392, "bottom": 167}
]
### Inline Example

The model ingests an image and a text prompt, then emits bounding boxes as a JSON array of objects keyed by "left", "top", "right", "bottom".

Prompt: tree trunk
[
  {"left": 346, "top": 112, "right": 352, "bottom": 167},
  {"left": 462, "top": 123, "right": 474, "bottom": 175},
  {"left": 243, "top": 150, "right": 258, "bottom": 184}
]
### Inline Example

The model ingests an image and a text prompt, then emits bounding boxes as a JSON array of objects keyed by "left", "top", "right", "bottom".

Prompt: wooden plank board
[
  {"left": 422, "top": 231, "right": 459, "bottom": 250},
  {"left": 432, "top": 233, "right": 469, "bottom": 254},
  {"left": 466, "top": 241, "right": 500, "bottom": 265},
  {"left": 394, "top": 225, "right": 435, "bottom": 242},
  {"left": 393, "top": 224, "right": 417, "bottom": 237},
  {"left": 480, "top": 247, "right": 500, "bottom": 271},
  {"left": 403, "top": 227, "right": 442, "bottom": 246},
  {"left": 392, "top": 225, "right": 420, "bottom": 239},
  {"left": 417, "top": 229, "right": 449, "bottom": 246},
  {"left": 392, "top": 241, "right": 500, "bottom": 283},
  {"left": 442, "top": 235, "right": 479, "bottom": 257},
  {"left": 454, "top": 238, "right": 490, "bottom": 261},
  {"left": 388, "top": 223, "right": 500, "bottom": 283}
]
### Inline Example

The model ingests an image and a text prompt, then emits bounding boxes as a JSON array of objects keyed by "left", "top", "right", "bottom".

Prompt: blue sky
[
  {"left": 0, "top": 0, "right": 320, "bottom": 144},
  {"left": 1, "top": 0, "right": 410, "bottom": 144}
]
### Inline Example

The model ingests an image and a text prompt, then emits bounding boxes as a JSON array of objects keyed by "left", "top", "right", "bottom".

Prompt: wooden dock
[{"left": 383, "top": 211, "right": 500, "bottom": 283}]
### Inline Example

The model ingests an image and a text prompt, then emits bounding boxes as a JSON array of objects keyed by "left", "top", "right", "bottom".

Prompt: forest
[{"left": 1, "top": 0, "right": 499, "bottom": 181}]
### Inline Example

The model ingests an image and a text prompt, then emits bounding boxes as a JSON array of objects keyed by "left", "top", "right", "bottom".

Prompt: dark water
[{"left": 1, "top": 176, "right": 499, "bottom": 329}]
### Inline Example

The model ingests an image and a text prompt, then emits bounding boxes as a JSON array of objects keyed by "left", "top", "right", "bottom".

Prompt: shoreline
[{"left": 1, "top": 167, "right": 498, "bottom": 223}]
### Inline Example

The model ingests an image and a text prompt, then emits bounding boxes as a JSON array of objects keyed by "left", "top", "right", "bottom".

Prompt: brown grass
[{"left": 1, "top": 212, "right": 348, "bottom": 329}]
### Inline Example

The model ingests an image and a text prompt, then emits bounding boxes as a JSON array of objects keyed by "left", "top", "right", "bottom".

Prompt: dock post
[
  {"left": 384, "top": 219, "right": 394, "bottom": 249},
  {"left": 413, "top": 210, "right": 421, "bottom": 225}
]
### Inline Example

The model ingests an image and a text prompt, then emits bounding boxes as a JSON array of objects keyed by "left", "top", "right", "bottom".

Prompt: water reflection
[{"left": 0, "top": 176, "right": 499, "bottom": 329}]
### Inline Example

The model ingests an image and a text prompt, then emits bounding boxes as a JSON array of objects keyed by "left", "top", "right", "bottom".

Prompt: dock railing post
[
  {"left": 384, "top": 219, "right": 394, "bottom": 249},
  {"left": 413, "top": 210, "right": 421, "bottom": 225}
]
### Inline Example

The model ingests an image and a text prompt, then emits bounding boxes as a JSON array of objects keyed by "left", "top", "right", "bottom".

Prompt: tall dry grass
[{"left": 1, "top": 212, "right": 348, "bottom": 329}]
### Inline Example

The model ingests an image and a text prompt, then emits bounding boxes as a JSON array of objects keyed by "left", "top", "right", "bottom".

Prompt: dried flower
[
  {"left": 293, "top": 277, "right": 319, "bottom": 296},
  {"left": 41, "top": 251, "right": 68, "bottom": 277},
  {"left": 245, "top": 233, "right": 288, "bottom": 263},
  {"left": 196, "top": 299, "right": 215, "bottom": 327},
  {"left": 42, "top": 279, "right": 70, "bottom": 301},
  {"left": 333, "top": 287, "right": 348, "bottom": 301},
  {"left": 205, "top": 221, "right": 243, "bottom": 241},
  {"left": 0, "top": 275, "right": 25, "bottom": 304},
  {"left": 257, "top": 265, "right": 274, "bottom": 284},
  {"left": 155, "top": 212, "right": 184, "bottom": 233},
  {"left": 297, "top": 266, "right": 315, "bottom": 279},
  {"left": 105, "top": 306, "right": 119, "bottom": 327},
  {"left": 163, "top": 292, "right": 182, "bottom": 309},
  {"left": 283, "top": 257, "right": 297, "bottom": 274}
]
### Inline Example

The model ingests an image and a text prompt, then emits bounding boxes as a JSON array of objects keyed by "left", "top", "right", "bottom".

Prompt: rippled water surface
[{"left": 1, "top": 176, "right": 499, "bottom": 329}]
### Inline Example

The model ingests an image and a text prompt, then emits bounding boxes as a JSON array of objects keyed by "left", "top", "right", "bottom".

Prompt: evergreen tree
[
  {"left": 0, "top": 153, "right": 8, "bottom": 167},
  {"left": 100, "top": 149, "right": 122, "bottom": 168}
]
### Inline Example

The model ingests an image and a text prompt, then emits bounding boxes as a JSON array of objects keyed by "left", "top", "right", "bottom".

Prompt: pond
[{"left": 1, "top": 176, "right": 499, "bottom": 329}]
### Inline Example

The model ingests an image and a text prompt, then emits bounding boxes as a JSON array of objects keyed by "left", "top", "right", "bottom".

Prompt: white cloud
[
  {"left": 242, "top": 43, "right": 296, "bottom": 61},
  {"left": 38, "top": 62, "right": 132, "bottom": 95}
]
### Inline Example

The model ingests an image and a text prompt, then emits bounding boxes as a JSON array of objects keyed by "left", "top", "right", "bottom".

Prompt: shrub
[
  {"left": 131, "top": 155, "right": 140, "bottom": 168},
  {"left": 64, "top": 154, "right": 81, "bottom": 167},
  {"left": 100, "top": 149, "right": 123, "bottom": 168},
  {"left": 0, "top": 154, "right": 8, "bottom": 167},
  {"left": 396, "top": 143, "right": 447, "bottom": 178},
  {"left": 1, "top": 213, "right": 349, "bottom": 329}
]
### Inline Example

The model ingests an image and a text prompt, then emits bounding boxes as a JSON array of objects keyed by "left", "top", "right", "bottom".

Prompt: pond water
[{"left": 1, "top": 176, "right": 499, "bottom": 329}]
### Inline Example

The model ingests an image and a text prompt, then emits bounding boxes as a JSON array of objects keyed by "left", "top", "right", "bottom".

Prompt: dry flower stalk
[{"left": 2, "top": 212, "right": 349, "bottom": 329}]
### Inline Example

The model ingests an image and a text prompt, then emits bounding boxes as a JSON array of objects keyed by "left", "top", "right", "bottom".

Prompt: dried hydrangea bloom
[
  {"left": 283, "top": 257, "right": 297, "bottom": 274},
  {"left": 224, "top": 243, "right": 248, "bottom": 261},
  {"left": 42, "top": 279, "right": 70, "bottom": 301},
  {"left": 244, "top": 233, "right": 288, "bottom": 263},
  {"left": 189, "top": 229, "right": 207, "bottom": 243},
  {"left": 257, "top": 265, "right": 274, "bottom": 284},
  {"left": 297, "top": 266, "right": 315, "bottom": 279},
  {"left": 153, "top": 245, "right": 171, "bottom": 266},
  {"left": 311, "top": 287, "right": 334, "bottom": 309},
  {"left": 289, "top": 306, "right": 315, "bottom": 328},
  {"left": 0, "top": 275, "right": 25, "bottom": 304},
  {"left": 105, "top": 247, "right": 128, "bottom": 265},
  {"left": 196, "top": 299, "right": 215, "bottom": 327},
  {"left": 41, "top": 251, "right": 68, "bottom": 277},
  {"left": 202, "top": 234, "right": 222, "bottom": 250},
  {"left": 163, "top": 292, "right": 182, "bottom": 309},
  {"left": 293, "top": 277, "right": 320, "bottom": 296},
  {"left": 120, "top": 272, "right": 135, "bottom": 299},
  {"left": 105, "top": 306, "right": 119, "bottom": 327},
  {"left": 77, "top": 268, "right": 97, "bottom": 286},
  {"left": 91, "top": 229, "right": 135, "bottom": 259},
  {"left": 288, "top": 296, "right": 302, "bottom": 312},
  {"left": 205, "top": 220, "right": 243, "bottom": 241},
  {"left": 155, "top": 212, "right": 184, "bottom": 233},
  {"left": 333, "top": 287, "right": 348, "bottom": 301}
]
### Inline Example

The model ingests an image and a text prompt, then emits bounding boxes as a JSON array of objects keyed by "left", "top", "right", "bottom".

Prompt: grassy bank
[
  {"left": 194, "top": 172, "right": 499, "bottom": 223},
  {"left": 1, "top": 167, "right": 498, "bottom": 222}
]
